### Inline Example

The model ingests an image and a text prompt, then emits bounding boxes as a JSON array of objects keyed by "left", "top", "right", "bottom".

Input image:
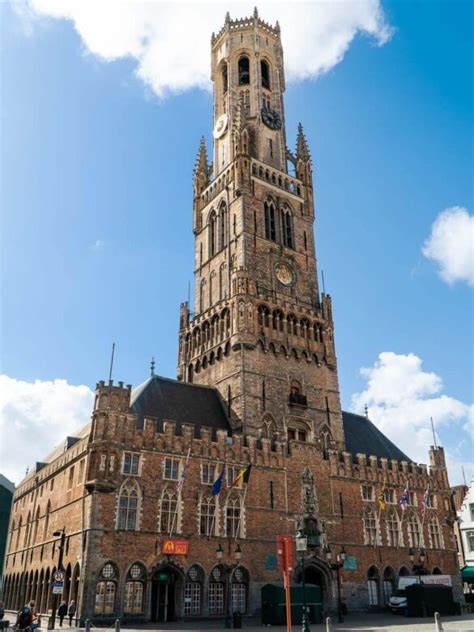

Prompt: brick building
[{"left": 2, "top": 9, "right": 462, "bottom": 624}]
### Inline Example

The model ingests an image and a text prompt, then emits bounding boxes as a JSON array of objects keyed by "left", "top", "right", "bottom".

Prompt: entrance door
[{"left": 151, "top": 569, "right": 179, "bottom": 622}]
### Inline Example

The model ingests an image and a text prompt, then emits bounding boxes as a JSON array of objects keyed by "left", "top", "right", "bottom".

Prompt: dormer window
[
  {"left": 238, "top": 56, "right": 250, "bottom": 85},
  {"left": 261, "top": 60, "right": 270, "bottom": 90}
]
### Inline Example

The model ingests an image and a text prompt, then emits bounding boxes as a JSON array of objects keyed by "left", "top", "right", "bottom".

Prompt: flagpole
[
  {"left": 169, "top": 448, "right": 191, "bottom": 537},
  {"left": 234, "top": 483, "right": 249, "bottom": 542},
  {"left": 420, "top": 485, "right": 429, "bottom": 549},
  {"left": 374, "top": 506, "right": 382, "bottom": 548}
]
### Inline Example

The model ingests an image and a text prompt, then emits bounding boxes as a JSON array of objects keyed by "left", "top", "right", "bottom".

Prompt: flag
[
  {"left": 230, "top": 464, "right": 252, "bottom": 488},
  {"left": 377, "top": 482, "right": 386, "bottom": 512},
  {"left": 177, "top": 448, "right": 191, "bottom": 495},
  {"left": 211, "top": 468, "right": 225, "bottom": 496},
  {"left": 399, "top": 485, "right": 409, "bottom": 512},
  {"left": 420, "top": 487, "right": 429, "bottom": 514}
]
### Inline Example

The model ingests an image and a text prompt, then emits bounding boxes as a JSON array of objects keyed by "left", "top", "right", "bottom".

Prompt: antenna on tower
[
  {"left": 108, "top": 342, "right": 116, "bottom": 383},
  {"left": 430, "top": 417, "right": 437, "bottom": 449}
]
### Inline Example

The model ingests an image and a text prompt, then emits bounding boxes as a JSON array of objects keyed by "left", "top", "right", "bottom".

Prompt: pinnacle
[
  {"left": 296, "top": 123, "right": 311, "bottom": 162},
  {"left": 194, "top": 136, "right": 209, "bottom": 175}
]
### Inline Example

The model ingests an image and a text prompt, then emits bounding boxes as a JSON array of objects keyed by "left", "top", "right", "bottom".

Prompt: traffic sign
[{"left": 54, "top": 570, "right": 65, "bottom": 582}]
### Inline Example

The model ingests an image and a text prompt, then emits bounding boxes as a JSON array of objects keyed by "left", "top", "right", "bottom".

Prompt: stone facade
[{"left": 1, "top": 9, "right": 463, "bottom": 625}]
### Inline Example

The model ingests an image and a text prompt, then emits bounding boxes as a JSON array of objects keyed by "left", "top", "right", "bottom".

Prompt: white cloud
[
  {"left": 90, "top": 238, "right": 105, "bottom": 251},
  {"left": 0, "top": 375, "right": 94, "bottom": 485},
  {"left": 351, "top": 352, "right": 473, "bottom": 485},
  {"left": 422, "top": 206, "right": 474, "bottom": 287},
  {"left": 14, "top": 1, "right": 393, "bottom": 97}
]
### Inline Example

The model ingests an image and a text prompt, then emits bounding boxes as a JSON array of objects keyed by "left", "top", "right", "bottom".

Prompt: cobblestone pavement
[{"left": 66, "top": 613, "right": 474, "bottom": 631}]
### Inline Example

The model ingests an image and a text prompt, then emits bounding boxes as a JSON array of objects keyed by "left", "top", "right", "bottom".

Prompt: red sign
[
  {"left": 161, "top": 538, "right": 189, "bottom": 556},
  {"left": 277, "top": 534, "right": 295, "bottom": 574}
]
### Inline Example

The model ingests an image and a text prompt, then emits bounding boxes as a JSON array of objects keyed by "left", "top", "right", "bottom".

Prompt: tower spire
[{"left": 193, "top": 136, "right": 209, "bottom": 196}]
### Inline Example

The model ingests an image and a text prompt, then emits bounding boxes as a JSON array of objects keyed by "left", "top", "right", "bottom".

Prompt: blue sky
[{"left": 1, "top": 1, "right": 472, "bottom": 484}]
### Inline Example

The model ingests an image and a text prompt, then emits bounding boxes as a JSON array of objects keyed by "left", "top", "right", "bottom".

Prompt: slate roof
[
  {"left": 342, "top": 411, "right": 412, "bottom": 462},
  {"left": 130, "top": 375, "right": 231, "bottom": 437}
]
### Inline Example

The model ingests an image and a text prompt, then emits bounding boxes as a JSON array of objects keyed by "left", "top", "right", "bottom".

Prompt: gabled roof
[
  {"left": 130, "top": 375, "right": 231, "bottom": 437},
  {"left": 342, "top": 411, "right": 412, "bottom": 462}
]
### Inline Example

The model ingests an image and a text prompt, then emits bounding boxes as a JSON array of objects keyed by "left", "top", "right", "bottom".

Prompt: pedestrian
[
  {"left": 0, "top": 600, "right": 5, "bottom": 621},
  {"left": 16, "top": 602, "right": 34, "bottom": 630},
  {"left": 57, "top": 602, "right": 67, "bottom": 628},
  {"left": 67, "top": 601, "right": 76, "bottom": 627}
]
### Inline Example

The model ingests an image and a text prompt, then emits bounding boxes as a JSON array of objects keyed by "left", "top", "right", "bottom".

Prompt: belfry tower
[{"left": 178, "top": 9, "right": 345, "bottom": 448}]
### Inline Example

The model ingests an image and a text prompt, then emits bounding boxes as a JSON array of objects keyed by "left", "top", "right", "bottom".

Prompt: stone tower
[{"left": 178, "top": 10, "right": 345, "bottom": 448}]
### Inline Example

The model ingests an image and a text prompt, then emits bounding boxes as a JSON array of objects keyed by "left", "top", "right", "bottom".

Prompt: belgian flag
[{"left": 230, "top": 463, "right": 252, "bottom": 488}]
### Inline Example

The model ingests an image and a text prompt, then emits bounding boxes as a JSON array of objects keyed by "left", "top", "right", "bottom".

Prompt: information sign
[
  {"left": 52, "top": 581, "right": 63, "bottom": 595},
  {"left": 343, "top": 555, "right": 358, "bottom": 571},
  {"left": 161, "top": 538, "right": 189, "bottom": 556}
]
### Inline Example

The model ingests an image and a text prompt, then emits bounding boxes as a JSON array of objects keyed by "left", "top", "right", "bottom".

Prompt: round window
[
  {"left": 188, "top": 566, "right": 199, "bottom": 582},
  {"left": 211, "top": 567, "right": 222, "bottom": 581},
  {"left": 101, "top": 563, "right": 115, "bottom": 579},
  {"left": 129, "top": 564, "right": 142, "bottom": 579}
]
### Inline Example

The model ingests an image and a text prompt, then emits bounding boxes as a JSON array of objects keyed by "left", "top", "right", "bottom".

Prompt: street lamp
[
  {"left": 326, "top": 545, "right": 346, "bottom": 623},
  {"left": 296, "top": 531, "right": 310, "bottom": 632},
  {"left": 409, "top": 548, "right": 427, "bottom": 581},
  {"left": 215, "top": 543, "right": 242, "bottom": 629},
  {"left": 50, "top": 529, "right": 66, "bottom": 630}
]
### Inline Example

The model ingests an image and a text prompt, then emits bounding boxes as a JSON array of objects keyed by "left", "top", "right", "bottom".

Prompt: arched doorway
[
  {"left": 151, "top": 565, "right": 183, "bottom": 623},
  {"left": 295, "top": 559, "right": 332, "bottom": 612}
]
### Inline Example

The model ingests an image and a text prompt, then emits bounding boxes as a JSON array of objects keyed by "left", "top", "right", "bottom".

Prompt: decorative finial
[
  {"left": 25, "top": 466, "right": 29, "bottom": 476},
  {"left": 150, "top": 357, "right": 155, "bottom": 376},
  {"left": 364, "top": 404, "right": 369, "bottom": 418},
  {"left": 225, "top": 11, "right": 231, "bottom": 23},
  {"left": 253, "top": 6, "right": 259, "bottom": 19}
]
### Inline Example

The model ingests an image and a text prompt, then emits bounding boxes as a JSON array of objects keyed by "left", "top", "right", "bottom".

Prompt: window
[
  {"left": 199, "top": 496, "right": 217, "bottom": 536},
  {"left": 362, "top": 485, "right": 374, "bottom": 501},
  {"left": 407, "top": 513, "right": 421, "bottom": 548},
  {"left": 268, "top": 139, "right": 273, "bottom": 159},
  {"left": 209, "top": 211, "right": 217, "bottom": 257},
  {"left": 427, "top": 493, "right": 435, "bottom": 509},
  {"left": 408, "top": 491, "right": 416, "bottom": 506},
  {"left": 95, "top": 581, "right": 116, "bottom": 614},
  {"left": 467, "top": 531, "right": 474, "bottom": 552},
  {"left": 122, "top": 452, "right": 140, "bottom": 476},
  {"left": 367, "top": 580, "right": 378, "bottom": 606},
  {"left": 222, "top": 63, "right": 228, "bottom": 94},
  {"left": 184, "top": 566, "right": 202, "bottom": 616},
  {"left": 238, "top": 56, "right": 250, "bottom": 85},
  {"left": 470, "top": 504, "right": 474, "bottom": 522},
  {"left": 226, "top": 496, "right": 241, "bottom": 538},
  {"left": 209, "top": 567, "right": 224, "bottom": 614},
  {"left": 100, "top": 455, "right": 107, "bottom": 471},
  {"left": 124, "top": 581, "right": 143, "bottom": 614},
  {"left": 387, "top": 510, "right": 400, "bottom": 547},
  {"left": 78, "top": 459, "right": 85, "bottom": 483},
  {"left": 67, "top": 467, "right": 75, "bottom": 490},
  {"left": 226, "top": 466, "right": 243, "bottom": 488},
  {"left": 163, "top": 458, "right": 180, "bottom": 481},
  {"left": 117, "top": 480, "right": 140, "bottom": 531},
  {"left": 384, "top": 489, "right": 395, "bottom": 504},
  {"left": 281, "top": 207, "right": 293, "bottom": 248},
  {"left": 383, "top": 580, "right": 394, "bottom": 604},
  {"left": 231, "top": 567, "right": 248, "bottom": 613},
  {"left": 201, "top": 463, "right": 217, "bottom": 485},
  {"left": 364, "top": 508, "right": 378, "bottom": 545},
  {"left": 287, "top": 429, "right": 296, "bottom": 441},
  {"left": 261, "top": 59, "right": 270, "bottom": 90},
  {"left": 160, "top": 489, "right": 178, "bottom": 533},
  {"left": 429, "top": 516, "right": 442, "bottom": 549},
  {"left": 297, "top": 430, "right": 307, "bottom": 442},
  {"left": 264, "top": 201, "right": 276, "bottom": 241}
]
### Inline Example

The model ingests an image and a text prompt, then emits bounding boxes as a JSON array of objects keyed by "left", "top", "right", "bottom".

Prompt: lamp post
[
  {"left": 409, "top": 548, "right": 426, "bottom": 581},
  {"left": 50, "top": 529, "right": 66, "bottom": 630},
  {"left": 216, "top": 542, "right": 242, "bottom": 629},
  {"left": 296, "top": 531, "right": 310, "bottom": 632},
  {"left": 325, "top": 545, "right": 346, "bottom": 623}
]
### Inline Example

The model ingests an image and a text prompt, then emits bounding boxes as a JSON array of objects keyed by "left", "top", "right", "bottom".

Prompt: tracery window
[
  {"left": 209, "top": 566, "right": 225, "bottom": 614},
  {"left": 160, "top": 488, "right": 178, "bottom": 534},
  {"left": 387, "top": 509, "right": 401, "bottom": 547},
  {"left": 281, "top": 207, "right": 293, "bottom": 248},
  {"left": 225, "top": 495, "right": 241, "bottom": 538},
  {"left": 117, "top": 480, "right": 140, "bottom": 531},
  {"left": 428, "top": 515, "right": 442, "bottom": 549},
  {"left": 95, "top": 563, "right": 118, "bottom": 614},
  {"left": 407, "top": 512, "right": 421, "bottom": 548},
  {"left": 184, "top": 565, "right": 203, "bottom": 616},
  {"left": 264, "top": 201, "right": 276, "bottom": 241},
  {"left": 364, "top": 507, "right": 378, "bottom": 545},
  {"left": 124, "top": 564, "right": 145, "bottom": 614},
  {"left": 199, "top": 495, "right": 217, "bottom": 536},
  {"left": 231, "top": 567, "right": 249, "bottom": 614}
]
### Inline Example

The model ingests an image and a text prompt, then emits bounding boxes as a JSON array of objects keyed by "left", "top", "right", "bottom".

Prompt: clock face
[
  {"left": 275, "top": 261, "right": 295, "bottom": 286},
  {"left": 261, "top": 106, "right": 282, "bottom": 130},
  {"left": 213, "top": 113, "right": 228, "bottom": 139}
]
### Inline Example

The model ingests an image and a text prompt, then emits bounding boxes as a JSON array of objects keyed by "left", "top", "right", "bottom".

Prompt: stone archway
[
  {"left": 295, "top": 558, "right": 333, "bottom": 613},
  {"left": 150, "top": 563, "right": 184, "bottom": 623}
]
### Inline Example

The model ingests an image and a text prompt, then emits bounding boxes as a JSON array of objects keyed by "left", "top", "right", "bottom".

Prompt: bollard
[
  {"left": 326, "top": 616, "right": 333, "bottom": 631},
  {"left": 85, "top": 619, "right": 91, "bottom": 632},
  {"left": 434, "top": 612, "right": 444, "bottom": 631},
  {"left": 114, "top": 619, "right": 120, "bottom": 632}
]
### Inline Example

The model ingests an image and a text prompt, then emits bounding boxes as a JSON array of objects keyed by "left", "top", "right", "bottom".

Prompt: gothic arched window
[
  {"left": 124, "top": 563, "right": 146, "bottom": 614},
  {"left": 281, "top": 206, "right": 293, "bottom": 248},
  {"left": 225, "top": 495, "right": 241, "bottom": 538},
  {"left": 364, "top": 506, "right": 378, "bottom": 545},
  {"left": 264, "top": 201, "right": 276, "bottom": 241},
  {"left": 407, "top": 512, "right": 421, "bottom": 548},
  {"left": 238, "top": 56, "right": 250, "bottom": 85},
  {"left": 199, "top": 495, "right": 217, "bottom": 536},
  {"left": 209, "top": 210, "right": 217, "bottom": 257},
  {"left": 219, "top": 203, "right": 228, "bottom": 249},
  {"left": 117, "top": 479, "right": 141, "bottom": 531},
  {"left": 222, "top": 63, "right": 228, "bottom": 94},
  {"left": 261, "top": 59, "right": 270, "bottom": 90},
  {"left": 160, "top": 488, "right": 179, "bottom": 534},
  {"left": 428, "top": 515, "right": 442, "bottom": 549},
  {"left": 387, "top": 508, "right": 401, "bottom": 547},
  {"left": 185, "top": 565, "right": 204, "bottom": 616}
]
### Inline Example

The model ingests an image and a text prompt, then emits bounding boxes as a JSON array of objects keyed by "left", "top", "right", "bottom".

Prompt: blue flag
[{"left": 211, "top": 468, "right": 225, "bottom": 496}]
